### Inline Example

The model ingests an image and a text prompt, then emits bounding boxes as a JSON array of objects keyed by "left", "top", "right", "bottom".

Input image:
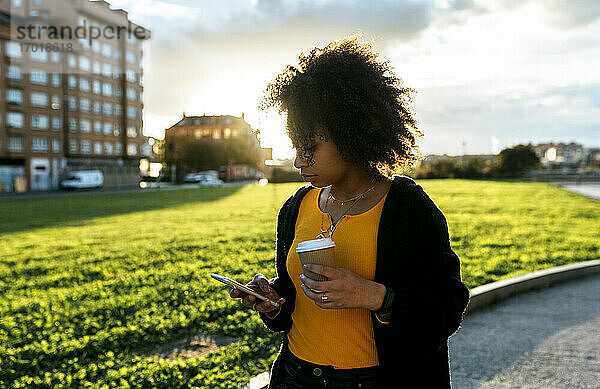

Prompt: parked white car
[
  {"left": 198, "top": 176, "right": 224, "bottom": 187},
  {"left": 60, "top": 170, "right": 104, "bottom": 189},
  {"left": 184, "top": 173, "right": 203, "bottom": 183}
]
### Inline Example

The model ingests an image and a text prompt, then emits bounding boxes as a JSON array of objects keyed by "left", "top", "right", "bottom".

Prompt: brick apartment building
[
  {"left": 0, "top": 0, "right": 150, "bottom": 192},
  {"left": 164, "top": 113, "right": 269, "bottom": 180}
]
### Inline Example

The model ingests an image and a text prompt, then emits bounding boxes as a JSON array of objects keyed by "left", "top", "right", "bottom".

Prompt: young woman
[{"left": 230, "top": 35, "right": 470, "bottom": 388}]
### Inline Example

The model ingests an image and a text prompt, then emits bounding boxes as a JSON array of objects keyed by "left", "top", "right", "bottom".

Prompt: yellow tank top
[{"left": 286, "top": 186, "right": 388, "bottom": 368}]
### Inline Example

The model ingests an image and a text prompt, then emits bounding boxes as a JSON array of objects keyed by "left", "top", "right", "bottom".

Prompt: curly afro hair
[{"left": 259, "top": 33, "right": 423, "bottom": 181}]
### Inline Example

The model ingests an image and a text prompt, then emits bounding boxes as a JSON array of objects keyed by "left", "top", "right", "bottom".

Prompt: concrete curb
[
  {"left": 239, "top": 259, "right": 600, "bottom": 389},
  {"left": 466, "top": 260, "right": 600, "bottom": 313}
]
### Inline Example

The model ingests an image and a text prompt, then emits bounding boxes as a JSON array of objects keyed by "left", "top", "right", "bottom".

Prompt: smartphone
[{"left": 210, "top": 273, "right": 280, "bottom": 308}]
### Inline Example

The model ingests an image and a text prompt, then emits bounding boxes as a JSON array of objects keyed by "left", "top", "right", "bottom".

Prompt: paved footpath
[
  {"left": 448, "top": 273, "right": 600, "bottom": 388},
  {"left": 557, "top": 182, "right": 600, "bottom": 200}
]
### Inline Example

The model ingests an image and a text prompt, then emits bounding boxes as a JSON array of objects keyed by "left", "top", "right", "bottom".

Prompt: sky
[{"left": 106, "top": 0, "right": 600, "bottom": 159}]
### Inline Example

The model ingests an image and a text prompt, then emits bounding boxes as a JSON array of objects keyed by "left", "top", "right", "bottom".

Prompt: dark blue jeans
[{"left": 276, "top": 346, "right": 383, "bottom": 389}]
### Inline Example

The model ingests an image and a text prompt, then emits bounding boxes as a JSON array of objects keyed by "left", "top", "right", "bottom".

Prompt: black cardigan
[{"left": 259, "top": 175, "right": 470, "bottom": 388}]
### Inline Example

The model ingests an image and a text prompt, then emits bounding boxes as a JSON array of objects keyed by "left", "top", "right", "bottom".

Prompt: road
[
  {"left": 0, "top": 180, "right": 261, "bottom": 200},
  {"left": 449, "top": 273, "right": 600, "bottom": 388},
  {"left": 557, "top": 182, "right": 600, "bottom": 200}
]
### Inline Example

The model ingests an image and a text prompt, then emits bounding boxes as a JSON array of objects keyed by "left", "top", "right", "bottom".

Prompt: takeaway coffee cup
[{"left": 296, "top": 238, "right": 336, "bottom": 287}]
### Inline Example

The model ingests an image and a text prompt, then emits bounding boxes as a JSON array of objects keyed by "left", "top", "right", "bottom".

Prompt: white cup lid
[{"left": 296, "top": 237, "right": 335, "bottom": 253}]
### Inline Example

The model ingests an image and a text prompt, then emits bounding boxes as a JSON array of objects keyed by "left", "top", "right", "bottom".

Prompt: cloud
[
  {"left": 541, "top": 83, "right": 600, "bottom": 108},
  {"left": 540, "top": 0, "right": 600, "bottom": 29},
  {"left": 107, "top": 0, "right": 599, "bottom": 153}
]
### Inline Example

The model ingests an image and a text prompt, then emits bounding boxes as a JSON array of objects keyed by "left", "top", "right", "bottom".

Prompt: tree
[
  {"left": 497, "top": 144, "right": 540, "bottom": 176},
  {"left": 164, "top": 135, "right": 262, "bottom": 182}
]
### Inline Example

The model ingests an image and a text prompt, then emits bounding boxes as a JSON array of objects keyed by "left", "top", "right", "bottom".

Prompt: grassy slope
[{"left": 0, "top": 180, "right": 598, "bottom": 387}]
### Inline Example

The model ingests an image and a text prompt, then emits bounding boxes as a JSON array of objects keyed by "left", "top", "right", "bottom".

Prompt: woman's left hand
[{"left": 299, "top": 264, "right": 386, "bottom": 310}]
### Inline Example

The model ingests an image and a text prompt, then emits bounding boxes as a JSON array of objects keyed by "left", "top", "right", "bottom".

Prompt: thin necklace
[{"left": 316, "top": 178, "right": 377, "bottom": 239}]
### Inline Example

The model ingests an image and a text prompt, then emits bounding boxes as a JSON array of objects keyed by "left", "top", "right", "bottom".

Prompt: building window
[
  {"left": 112, "top": 66, "right": 121, "bottom": 79},
  {"left": 7, "top": 112, "right": 24, "bottom": 128},
  {"left": 103, "top": 103, "right": 113, "bottom": 115},
  {"left": 80, "top": 119, "right": 91, "bottom": 133},
  {"left": 93, "top": 102, "right": 101, "bottom": 113},
  {"left": 114, "top": 142, "right": 122, "bottom": 154},
  {"left": 79, "top": 56, "right": 91, "bottom": 71},
  {"left": 102, "top": 83, "right": 112, "bottom": 96},
  {"left": 92, "top": 41, "right": 100, "bottom": 53},
  {"left": 94, "top": 142, "right": 102, "bottom": 154},
  {"left": 69, "top": 118, "right": 78, "bottom": 131},
  {"left": 80, "top": 78, "right": 90, "bottom": 91},
  {"left": 51, "top": 95, "right": 60, "bottom": 110},
  {"left": 6, "top": 42, "right": 22, "bottom": 58},
  {"left": 127, "top": 143, "right": 137, "bottom": 156},
  {"left": 113, "top": 49, "right": 121, "bottom": 60},
  {"left": 114, "top": 105, "right": 122, "bottom": 116},
  {"left": 30, "top": 70, "right": 48, "bottom": 84},
  {"left": 69, "top": 96, "right": 77, "bottom": 110},
  {"left": 32, "top": 138, "right": 49, "bottom": 152},
  {"left": 126, "top": 70, "right": 136, "bottom": 82},
  {"left": 115, "top": 123, "right": 122, "bottom": 136},
  {"left": 79, "top": 37, "right": 90, "bottom": 51},
  {"left": 213, "top": 129, "right": 221, "bottom": 139},
  {"left": 31, "top": 114, "right": 49, "bottom": 129},
  {"left": 94, "top": 121, "right": 102, "bottom": 133},
  {"left": 51, "top": 51, "right": 60, "bottom": 63},
  {"left": 52, "top": 139, "right": 61, "bottom": 153},
  {"left": 102, "top": 63, "right": 112, "bottom": 77},
  {"left": 7, "top": 65, "right": 22, "bottom": 80},
  {"left": 127, "top": 126, "right": 137, "bottom": 137},
  {"left": 13, "top": 0, "right": 22, "bottom": 7},
  {"left": 70, "top": 140, "right": 77, "bottom": 153},
  {"left": 224, "top": 128, "right": 231, "bottom": 139},
  {"left": 114, "top": 86, "right": 122, "bottom": 97},
  {"left": 68, "top": 54, "right": 77, "bottom": 68},
  {"left": 52, "top": 117, "right": 61, "bottom": 130},
  {"left": 104, "top": 122, "right": 113, "bottom": 135},
  {"left": 126, "top": 51, "right": 136, "bottom": 64},
  {"left": 80, "top": 98, "right": 91, "bottom": 112},
  {"left": 51, "top": 73, "right": 60, "bottom": 87},
  {"left": 127, "top": 88, "right": 136, "bottom": 100},
  {"left": 93, "top": 80, "right": 101, "bottom": 94},
  {"left": 7, "top": 89, "right": 23, "bottom": 104},
  {"left": 93, "top": 61, "right": 101, "bottom": 74},
  {"left": 81, "top": 141, "right": 91, "bottom": 153},
  {"left": 232, "top": 129, "right": 239, "bottom": 137},
  {"left": 31, "top": 92, "right": 48, "bottom": 107},
  {"left": 9, "top": 137, "right": 23, "bottom": 152},
  {"left": 127, "top": 106, "right": 136, "bottom": 118},
  {"left": 30, "top": 49, "right": 47, "bottom": 62},
  {"left": 68, "top": 75, "right": 77, "bottom": 88},
  {"left": 104, "top": 142, "right": 113, "bottom": 154},
  {"left": 101, "top": 44, "right": 112, "bottom": 58}
]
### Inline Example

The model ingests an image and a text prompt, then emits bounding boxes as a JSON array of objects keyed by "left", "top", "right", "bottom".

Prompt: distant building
[
  {"left": 0, "top": 0, "right": 150, "bottom": 192},
  {"left": 420, "top": 154, "right": 496, "bottom": 165},
  {"left": 584, "top": 147, "right": 600, "bottom": 168},
  {"left": 532, "top": 142, "right": 585, "bottom": 168},
  {"left": 164, "top": 113, "right": 268, "bottom": 179}
]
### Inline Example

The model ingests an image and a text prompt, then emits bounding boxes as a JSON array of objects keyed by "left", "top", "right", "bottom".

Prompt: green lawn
[{"left": 0, "top": 180, "right": 598, "bottom": 388}]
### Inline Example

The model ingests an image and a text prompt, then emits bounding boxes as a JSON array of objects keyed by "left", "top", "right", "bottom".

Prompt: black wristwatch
[{"left": 375, "top": 282, "right": 395, "bottom": 315}]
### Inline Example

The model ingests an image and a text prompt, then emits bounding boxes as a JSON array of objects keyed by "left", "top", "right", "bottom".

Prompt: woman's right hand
[{"left": 229, "top": 273, "right": 286, "bottom": 319}]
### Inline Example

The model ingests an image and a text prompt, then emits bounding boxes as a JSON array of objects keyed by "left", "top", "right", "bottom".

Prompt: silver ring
[{"left": 321, "top": 293, "right": 328, "bottom": 301}]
